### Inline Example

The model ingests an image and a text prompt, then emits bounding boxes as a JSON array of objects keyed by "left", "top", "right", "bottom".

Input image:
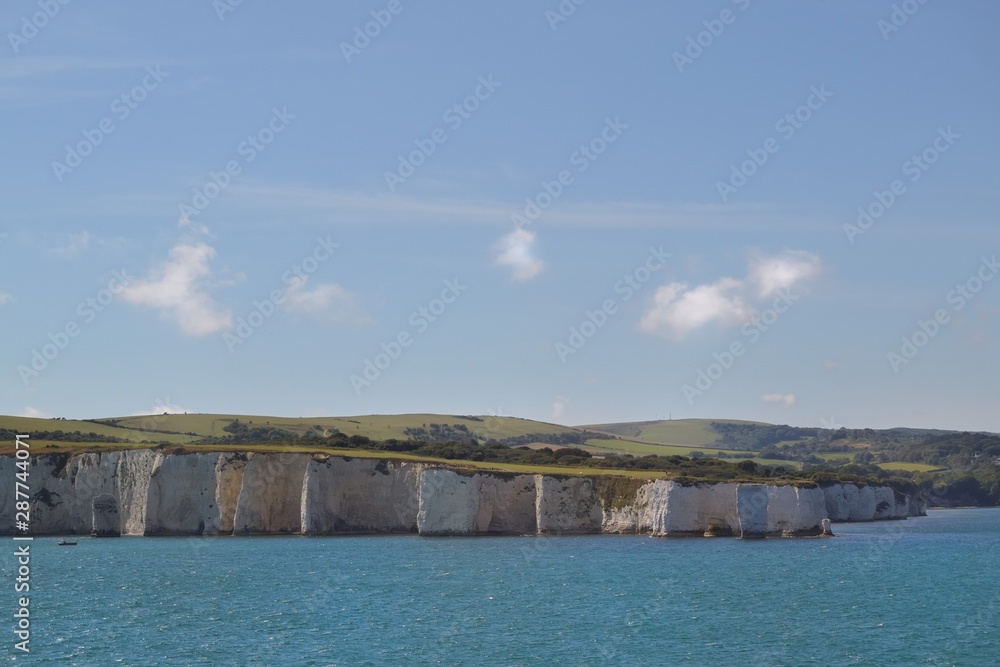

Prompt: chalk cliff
[
  {"left": 91, "top": 494, "right": 120, "bottom": 537},
  {"left": 536, "top": 476, "right": 603, "bottom": 534},
  {"left": 0, "top": 452, "right": 926, "bottom": 538},
  {"left": 597, "top": 481, "right": 834, "bottom": 538},
  {"left": 302, "top": 457, "right": 421, "bottom": 534},
  {"left": 145, "top": 452, "right": 221, "bottom": 535},
  {"left": 233, "top": 453, "right": 311, "bottom": 534}
]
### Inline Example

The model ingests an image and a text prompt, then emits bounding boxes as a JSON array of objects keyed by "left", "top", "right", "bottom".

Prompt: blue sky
[{"left": 2, "top": 1, "right": 998, "bottom": 431}]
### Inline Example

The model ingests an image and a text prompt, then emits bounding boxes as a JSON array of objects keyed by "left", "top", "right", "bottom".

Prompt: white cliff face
[
  {"left": 28, "top": 453, "right": 118, "bottom": 535},
  {"left": 535, "top": 476, "right": 602, "bottom": 534},
  {"left": 412, "top": 469, "right": 538, "bottom": 535},
  {"left": 765, "top": 486, "right": 825, "bottom": 536},
  {"left": 764, "top": 485, "right": 801, "bottom": 535},
  {"left": 0, "top": 457, "right": 15, "bottom": 530},
  {"left": 651, "top": 482, "right": 738, "bottom": 536},
  {"left": 634, "top": 481, "right": 672, "bottom": 536},
  {"left": 823, "top": 483, "right": 922, "bottom": 522},
  {"left": 873, "top": 486, "right": 897, "bottom": 520},
  {"left": 852, "top": 485, "right": 877, "bottom": 521},
  {"left": 601, "top": 479, "right": 674, "bottom": 535},
  {"left": 302, "top": 457, "right": 422, "bottom": 534},
  {"left": 118, "top": 449, "right": 157, "bottom": 535},
  {"left": 736, "top": 484, "right": 769, "bottom": 537},
  {"left": 233, "top": 453, "right": 310, "bottom": 534},
  {"left": 417, "top": 469, "right": 481, "bottom": 535},
  {"left": 601, "top": 505, "right": 641, "bottom": 534},
  {"left": 145, "top": 453, "right": 222, "bottom": 535},
  {"left": 474, "top": 474, "right": 538, "bottom": 534},
  {"left": 0, "top": 452, "right": 927, "bottom": 537},
  {"left": 824, "top": 483, "right": 871, "bottom": 521},
  {"left": 823, "top": 484, "right": 853, "bottom": 522},
  {"left": 215, "top": 453, "right": 247, "bottom": 535},
  {"left": 70, "top": 454, "right": 120, "bottom": 531},
  {"left": 608, "top": 481, "right": 824, "bottom": 538},
  {"left": 92, "top": 493, "right": 120, "bottom": 537},
  {"left": 795, "top": 487, "right": 828, "bottom": 533}
]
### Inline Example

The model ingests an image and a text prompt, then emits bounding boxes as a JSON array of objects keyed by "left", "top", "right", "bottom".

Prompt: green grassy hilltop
[{"left": 1, "top": 412, "right": 997, "bottom": 505}]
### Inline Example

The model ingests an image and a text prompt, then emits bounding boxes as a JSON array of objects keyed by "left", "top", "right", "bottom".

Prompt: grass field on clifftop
[
  {"left": 0, "top": 413, "right": 581, "bottom": 445},
  {"left": 0, "top": 413, "right": 955, "bottom": 478},
  {"left": 99, "top": 413, "right": 576, "bottom": 442},
  {"left": 581, "top": 418, "right": 767, "bottom": 448}
]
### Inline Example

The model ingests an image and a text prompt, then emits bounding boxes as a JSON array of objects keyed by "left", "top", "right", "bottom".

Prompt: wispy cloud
[
  {"left": 46, "top": 232, "right": 92, "bottom": 258},
  {"left": 552, "top": 395, "right": 570, "bottom": 420},
  {"left": 748, "top": 249, "right": 823, "bottom": 298},
  {"left": 19, "top": 182, "right": 826, "bottom": 232},
  {"left": 495, "top": 228, "right": 543, "bottom": 281},
  {"left": 283, "top": 276, "right": 370, "bottom": 324},
  {"left": 20, "top": 406, "right": 49, "bottom": 418},
  {"left": 120, "top": 241, "right": 232, "bottom": 336},
  {"left": 133, "top": 399, "right": 188, "bottom": 416},
  {"left": 761, "top": 393, "right": 797, "bottom": 407},
  {"left": 0, "top": 292, "right": 11, "bottom": 305},
  {"left": 639, "top": 250, "right": 823, "bottom": 340},
  {"left": 221, "top": 182, "right": 800, "bottom": 229}
]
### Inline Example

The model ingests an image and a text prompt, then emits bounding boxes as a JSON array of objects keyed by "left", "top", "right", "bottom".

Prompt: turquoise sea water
[{"left": 4, "top": 509, "right": 999, "bottom": 666}]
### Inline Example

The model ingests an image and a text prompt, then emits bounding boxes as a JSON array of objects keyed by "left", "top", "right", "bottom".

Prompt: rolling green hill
[
  {"left": 0, "top": 415, "right": 193, "bottom": 443},
  {"left": 98, "top": 413, "right": 578, "bottom": 442},
  {"left": 0, "top": 412, "right": 586, "bottom": 447},
  {"left": 4, "top": 411, "right": 997, "bottom": 505},
  {"left": 581, "top": 418, "right": 767, "bottom": 449}
]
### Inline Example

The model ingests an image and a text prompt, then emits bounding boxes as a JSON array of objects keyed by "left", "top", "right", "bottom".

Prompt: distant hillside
[
  {"left": 2, "top": 412, "right": 996, "bottom": 505},
  {"left": 581, "top": 418, "right": 768, "bottom": 447},
  {"left": 0, "top": 413, "right": 591, "bottom": 448}
]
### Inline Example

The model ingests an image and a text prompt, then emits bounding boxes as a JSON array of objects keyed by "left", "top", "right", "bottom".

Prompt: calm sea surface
[{"left": 3, "top": 509, "right": 998, "bottom": 666}]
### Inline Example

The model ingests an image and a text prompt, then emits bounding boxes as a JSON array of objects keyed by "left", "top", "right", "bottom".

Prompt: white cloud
[
  {"left": 178, "top": 213, "right": 211, "bottom": 237},
  {"left": 639, "top": 249, "right": 823, "bottom": 340},
  {"left": 142, "top": 400, "right": 187, "bottom": 416},
  {"left": 0, "top": 292, "right": 11, "bottom": 305},
  {"left": 823, "top": 360, "right": 839, "bottom": 371},
  {"left": 47, "top": 232, "right": 92, "bottom": 258},
  {"left": 761, "top": 393, "right": 797, "bottom": 407},
  {"left": 221, "top": 181, "right": 802, "bottom": 230},
  {"left": 283, "top": 276, "right": 370, "bottom": 324},
  {"left": 20, "top": 406, "right": 49, "bottom": 418},
  {"left": 639, "top": 278, "right": 755, "bottom": 340},
  {"left": 120, "top": 242, "right": 232, "bottom": 336},
  {"left": 748, "top": 249, "right": 822, "bottom": 298},
  {"left": 495, "top": 228, "right": 543, "bottom": 281},
  {"left": 552, "top": 396, "right": 570, "bottom": 420}
]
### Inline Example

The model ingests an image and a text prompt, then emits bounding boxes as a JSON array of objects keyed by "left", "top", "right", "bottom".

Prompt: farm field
[
  {"left": 584, "top": 438, "right": 749, "bottom": 458},
  {"left": 581, "top": 418, "right": 767, "bottom": 448}
]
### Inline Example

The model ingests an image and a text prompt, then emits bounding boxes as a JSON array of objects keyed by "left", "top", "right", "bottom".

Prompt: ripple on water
[{"left": 1, "top": 511, "right": 997, "bottom": 665}]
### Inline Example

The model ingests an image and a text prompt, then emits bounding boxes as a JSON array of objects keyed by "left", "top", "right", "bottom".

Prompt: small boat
[{"left": 57, "top": 539, "right": 77, "bottom": 546}]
